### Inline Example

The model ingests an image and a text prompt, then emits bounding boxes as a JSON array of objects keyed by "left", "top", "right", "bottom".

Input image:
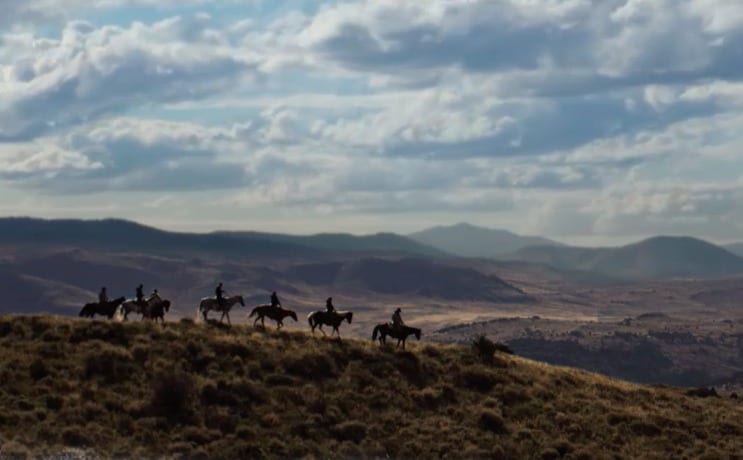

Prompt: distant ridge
[
  {"left": 724, "top": 242, "right": 743, "bottom": 258},
  {"left": 0, "top": 217, "right": 444, "bottom": 259},
  {"left": 508, "top": 236, "right": 743, "bottom": 279},
  {"left": 409, "top": 222, "right": 562, "bottom": 258}
]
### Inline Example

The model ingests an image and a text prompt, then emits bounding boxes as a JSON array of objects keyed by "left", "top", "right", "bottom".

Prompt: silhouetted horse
[
  {"left": 372, "top": 323, "right": 421, "bottom": 350},
  {"left": 120, "top": 295, "right": 165, "bottom": 321},
  {"left": 143, "top": 299, "right": 170, "bottom": 323},
  {"left": 248, "top": 305, "right": 297, "bottom": 329},
  {"left": 79, "top": 297, "right": 125, "bottom": 319},
  {"left": 198, "top": 295, "right": 245, "bottom": 325},
  {"left": 307, "top": 310, "right": 353, "bottom": 337}
]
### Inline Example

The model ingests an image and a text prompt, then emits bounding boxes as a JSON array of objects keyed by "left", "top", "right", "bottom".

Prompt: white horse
[
  {"left": 119, "top": 294, "right": 165, "bottom": 321},
  {"left": 197, "top": 295, "right": 245, "bottom": 324}
]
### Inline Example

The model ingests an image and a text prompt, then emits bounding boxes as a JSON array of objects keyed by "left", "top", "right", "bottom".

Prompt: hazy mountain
[
  {"left": 509, "top": 236, "right": 743, "bottom": 279},
  {"left": 409, "top": 222, "right": 562, "bottom": 257},
  {"left": 216, "top": 231, "right": 447, "bottom": 258},
  {"left": 724, "top": 243, "right": 743, "bottom": 257},
  {"left": 0, "top": 217, "right": 442, "bottom": 259}
]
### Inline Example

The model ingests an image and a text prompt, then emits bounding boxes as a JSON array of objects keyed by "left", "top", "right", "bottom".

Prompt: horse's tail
[
  {"left": 372, "top": 324, "right": 380, "bottom": 341},
  {"left": 248, "top": 306, "right": 259, "bottom": 318},
  {"left": 307, "top": 311, "right": 315, "bottom": 328}
]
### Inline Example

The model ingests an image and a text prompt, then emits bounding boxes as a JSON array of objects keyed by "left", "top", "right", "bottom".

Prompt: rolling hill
[
  {"left": 0, "top": 217, "right": 443, "bottom": 260},
  {"left": 508, "top": 236, "right": 743, "bottom": 279},
  {"left": 409, "top": 222, "right": 562, "bottom": 258},
  {"left": 0, "top": 315, "right": 740, "bottom": 458}
]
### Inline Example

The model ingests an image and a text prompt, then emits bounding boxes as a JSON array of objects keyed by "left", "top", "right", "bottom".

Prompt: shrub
[
  {"left": 61, "top": 428, "right": 90, "bottom": 447},
  {"left": 540, "top": 447, "right": 561, "bottom": 460},
  {"left": 0, "top": 440, "right": 30, "bottom": 459},
  {"left": 29, "top": 359, "right": 48, "bottom": 381},
  {"left": 460, "top": 367, "right": 500, "bottom": 392},
  {"left": 630, "top": 421, "right": 662, "bottom": 437},
  {"left": 478, "top": 409, "right": 508, "bottom": 434},
  {"left": 284, "top": 352, "right": 337, "bottom": 380},
  {"left": 45, "top": 395, "right": 64, "bottom": 411},
  {"left": 473, "top": 335, "right": 498, "bottom": 364},
  {"left": 333, "top": 421, "right": 368, "bottom": 443},
  {"left": 83, "top": 343, "right": 133, "bottom": 383},
  {"left": 149, "top": 371, "right": 195, "bottom": 420}
]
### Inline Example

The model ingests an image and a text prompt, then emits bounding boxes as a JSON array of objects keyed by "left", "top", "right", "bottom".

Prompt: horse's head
[
  {"left": 237, "top": 295, "right": 245, "bottom": 306},
  {"left": 414, "top": 328, "right": 422, "bottom": 340},
  {"left": 162, "top": 300, "right": 171, "bottom": 312},
  {"left": 114, "top": 296, "right": 126, "bottom": 305},
  {"left": 289, "top": 310, "right": 298, "bottom": 322},
  {"left": 345, "top": 312, "right": 353, "bottom": 324}
]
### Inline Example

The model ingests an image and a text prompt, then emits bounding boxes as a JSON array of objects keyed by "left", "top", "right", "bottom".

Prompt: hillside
[
  {"left": 0, "top": 316, "right": 741, "bottom": 459},
  {"left": 409, "top": 223, "right": 562, "bottom": 258},
  {"left": 508, "top": 236, "right": 743, "bottom": 279},
  {"left": 287, "top": 258, "right": 532, "bottom": 302},
  {"left": 0, "top": 217, "right": 442, "bottom": 260}
]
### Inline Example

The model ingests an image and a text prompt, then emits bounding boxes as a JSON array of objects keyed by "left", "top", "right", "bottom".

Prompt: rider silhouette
[
  {"left": 216, "top": 282, "right": 225, "bottom": 307},
  {"left": 136, "top": 284, "right": 144, "bottom": 305},
  {"left": 270, "top": 291, "right": 281, "bottom": 309},
  {"left": 99, "top": 287, "right": 108, "bottom": 305},
  {"left": 326, "top": 297, "right": 335, "bottom": 314},
  {"left": 392, "top": 308, "right": 405, "bottom": 330}
]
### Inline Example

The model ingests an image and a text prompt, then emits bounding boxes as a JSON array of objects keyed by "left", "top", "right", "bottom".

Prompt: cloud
[{"left": 0, "top": 16, "right": 262, "bottom": 141}]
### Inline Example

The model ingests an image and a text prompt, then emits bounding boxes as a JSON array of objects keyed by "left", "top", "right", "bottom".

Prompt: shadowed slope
[{"left": 0, "top": 316, "right": 741, "bottom": 459}]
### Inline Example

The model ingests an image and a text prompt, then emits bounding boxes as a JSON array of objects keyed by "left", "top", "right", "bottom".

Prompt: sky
[{"left": 1, "top": 0, "right": 743, "bottom": 245}]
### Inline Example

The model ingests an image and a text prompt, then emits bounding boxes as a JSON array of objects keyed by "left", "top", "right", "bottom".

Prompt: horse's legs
[
  {"left": 253, "top": 315, "right": 261, "bottom": 327},
  {"left": 226, "top": 311, "right": 231, "bottom": 326},
  {"left": 277, "top": 320, "right": 283, "bottom": 330},
  {"left": 318, "top": 324, "right": 326, "bottom": 336}
]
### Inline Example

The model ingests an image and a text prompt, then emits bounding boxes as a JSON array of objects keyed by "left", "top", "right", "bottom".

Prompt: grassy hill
[
  {"left": 409, "top": 223, "right": 562, "bottom": 258},
  {"left": 0, "top": 316, "right": 741, "bottom": 459},
  {"left": 509, "top": 236, "right": 743, "bottom": 279}
]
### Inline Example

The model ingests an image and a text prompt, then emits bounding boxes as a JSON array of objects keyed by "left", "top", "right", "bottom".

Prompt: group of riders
[{"left": 95, "top": 282, "right": 408, "bottom": 330}]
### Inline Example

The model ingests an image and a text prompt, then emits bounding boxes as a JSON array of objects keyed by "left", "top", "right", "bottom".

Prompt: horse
[
  {"left": 79, "top": 297, "right": 126, "bottom": 320},
  {"left": 120, "top": 295, "right": 165, "bottom": 321},
  {"left": 143, "top": 299, "right": 170, "bottom": 323},
  {"left": 372, "top": 323, "right": 422, "bottom": 350},
  {"left": 248, "top": 305, "right": 298, "bottom": 329},
  {"left": 307, "top": 310, "right": 353, "bottom": 338},
  {"left": 197, "top": 295, "right": 245, "bottom": 325}
]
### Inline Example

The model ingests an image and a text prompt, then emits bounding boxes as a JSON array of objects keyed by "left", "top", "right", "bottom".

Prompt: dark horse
[
  {"left": 143, "top": 299, "right": 170, "bottom": 323},
  {"left": 248, "top": 305, "right": 297, "bottom": 329},
  {"left": 307, "top": 310, "right": 353, "bottom": 338},
  {"left": 372, "top": 323, "right": 421, "bottom": 350},
  {"left": 79, "top": 297, "right": 126, "bottom": 319}
]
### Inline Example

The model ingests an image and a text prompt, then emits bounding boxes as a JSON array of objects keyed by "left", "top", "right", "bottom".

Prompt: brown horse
[
  {"left": 79, "top": 297, "right": 125, "bottom": 319},
  {"left": 307, "top": 310, "right": 353, "bottom": 337},
  {"left": 372, "top": 323, "right": 421, "bottom": 350},
  {"left": 248, "top": 305, "right": 297, "bottom": 329},
  {"left": 143, "top": 299, "right": 170, "bottom": 323}
]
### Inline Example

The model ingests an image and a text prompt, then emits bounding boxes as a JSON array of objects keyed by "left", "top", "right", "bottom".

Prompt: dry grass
[{"left": 0, "top": 315, "right": 742, "bottom": 459}]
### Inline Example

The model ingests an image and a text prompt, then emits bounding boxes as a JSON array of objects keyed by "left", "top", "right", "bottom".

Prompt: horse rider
[
  {"left": 136, "top": 284, "right": 144, "bottom": 306},
  {"left": 150, "top": 289, "right": 160, "bottom": 301},
  {"left": 270, "top": 291, "right": 281, "bottom": 309},
  {"left": 216, "top": 282, "right": 225, "bottom": 308},
  {"left": 99, "top": 287, "right": 108, "bottom": 305},
  {"left": 391, "top": 307, "right": 405, "bottom": 330},
  {"left": 326, "top": 297, "right": 336, "bottom": 314}
]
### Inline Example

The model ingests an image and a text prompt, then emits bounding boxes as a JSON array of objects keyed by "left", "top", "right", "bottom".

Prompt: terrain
[
  {"left": 409, "top": 223, "right": 563, "bottom": 258},
  {"left": 0, "top": 315, "right": 741, "bottom": 459},
  {"left": 506, "top": 236, "right": 743, "bottom": 280}
]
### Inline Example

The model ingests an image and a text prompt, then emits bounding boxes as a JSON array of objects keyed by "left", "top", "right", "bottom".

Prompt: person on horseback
[
  {"left": 99, "top": 287, "right": 108, "bottom": 305},
  {"left": 270, "top": 291, "right": 281, "bottom": 309},
  {"left": 216, "top": 282, "right": 225, "bottom": 308},
  {"left": 136, "top": 284, "right": 144, "bottom": 306},
  {"left": 325, "top": 297, "right": 336, "bottom": 314},
  {"left": 391, "top": 307, "right": 405, "bottom": 330}
]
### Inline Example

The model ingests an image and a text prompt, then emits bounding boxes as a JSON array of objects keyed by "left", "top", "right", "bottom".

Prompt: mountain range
[{"left": 409, "top": 222, "right": 562, "bottom": 257}]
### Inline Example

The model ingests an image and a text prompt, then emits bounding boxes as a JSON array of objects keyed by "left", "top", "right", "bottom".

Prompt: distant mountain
[
  {"left": 216, "top": 231, "right": 447, "bottom": 258},
  {"left": 724, "top": 243, "right": 743, "bottom": 258},
  {"left": 0, "top": 217, "right": 443, "bottom": 259},
  {"left": 508, "top": 236, "right": 743, "bottom": 279},
  {"left": 409, "top": 223, "right": 562, "bottom": 258}
]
